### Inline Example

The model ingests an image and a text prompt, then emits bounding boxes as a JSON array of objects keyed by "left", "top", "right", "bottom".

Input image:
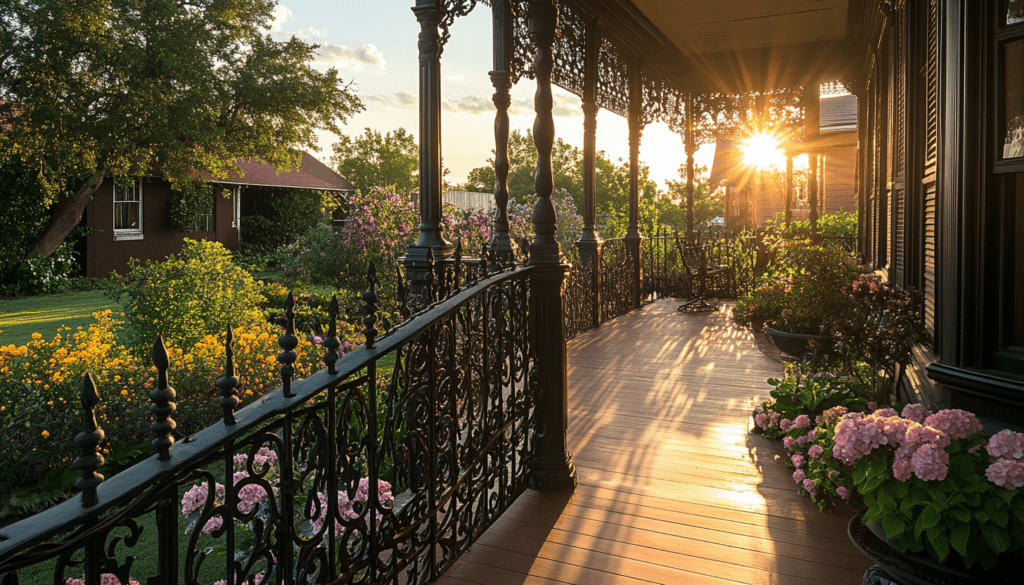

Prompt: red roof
[{"left": 211, "top": 151, "right": 354, "bottom": 192}]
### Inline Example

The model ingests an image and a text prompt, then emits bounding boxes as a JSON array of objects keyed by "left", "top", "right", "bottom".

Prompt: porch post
[
  {"left": 489, "top": 0, "right": 514, "bottom": 259},
  {"left": 527, "top": 0, "right": 576, "bottom": 492},
  {"left": 809, "top": 153, "right": 820, "bottom": 235},
  {"left": 625, "top": 59, "right": 643, "bottom": 308},
  {"left": 785, "top": 153, "right": 794, "bottom": 229},
  {"left": 407, "top": 0, "right": 451, "bottom": 292},
  {"left": 577, "top": 19, "right": 602, "bottom": 327},
  {"left": 685, "top": 93, "right": 696, "bottom": 239}
]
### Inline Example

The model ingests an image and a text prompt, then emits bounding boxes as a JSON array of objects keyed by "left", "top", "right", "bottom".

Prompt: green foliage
[
  {"left": 105, "top": 239, "right": 264, "bottom": 350},
  {"left": 758, "top": 365, "right": 870, "bottom": 439},
  {"left": 240, "top": 190, "right": 334, "bottom": 255},
  {"left": 167, "top": 183, "right": 215, "bottom": 233},
  {"left": 0, "top": 157, "right": 51, "bottom": 288},
  {"left": 761, "top": 242, "right": 862, "bottom": 335},
  {"left": 331, "top": 128, "right": 418, "bottom": 195},
  {"left": 4, "top": 240, "right": 81, "bottom": 296},
  {"left": 856, "top": 435, "right": 1024, "bottom": 571},
  {"left": 663, "top": 164, "right": 723, "bottom": 227},
  {"left": 0, "top": 0, "right": 363, "bottom": 257}
]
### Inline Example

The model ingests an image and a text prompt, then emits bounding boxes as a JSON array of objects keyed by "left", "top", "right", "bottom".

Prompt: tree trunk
[{"left": 24, "top": 177, "right": 103, "bottom": 260}]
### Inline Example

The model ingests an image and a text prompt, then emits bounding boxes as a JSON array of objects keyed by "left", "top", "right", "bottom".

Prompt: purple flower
[
  {"left": 792, "top": 415, "right": 811, "bottom": 429},
  {"left": 986, "top": 458, "right": 1024, "bottom": 490},
  {"left": 808, "top": 445, "right": 824, "bottom": 460},
  {"left": 837, "top": 486, "right": 850, "bottom": 500},
  {"left": 987, "top": 429, "right": 1024, "bottom": 460},
  {"left": 910, "top": 443, "right": 949, "bottom": 481},
  {"left": 900, "top": 403, "right": 931, "bottom": 423},
  {"left": 780, "top": 418, "right": 792, "bottom": 431},
  {"left": 923, "top": 409, "right": 983, "bottom": 441},
  {"left": 783, "top": 436, "right": 796, "bottom": 450},
  {"left": 791, "top": 454, "right": 806, "bottom": 468},
  {"left": 793, "top": 469, "right": 806, "bottom": 483}
]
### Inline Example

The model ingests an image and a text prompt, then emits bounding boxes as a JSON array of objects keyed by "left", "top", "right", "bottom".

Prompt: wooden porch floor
[{"left": 437, "top": 300, "right": 874, "bottom": 585}]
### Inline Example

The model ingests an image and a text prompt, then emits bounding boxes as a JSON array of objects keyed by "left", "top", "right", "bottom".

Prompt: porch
[{"left": 439, "top": 300, "right": 872, "bottom": 585}]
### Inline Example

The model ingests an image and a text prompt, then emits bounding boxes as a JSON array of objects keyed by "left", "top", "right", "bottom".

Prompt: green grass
[{"left": 0, "top": 290, "right": 119, "bottom": 346}]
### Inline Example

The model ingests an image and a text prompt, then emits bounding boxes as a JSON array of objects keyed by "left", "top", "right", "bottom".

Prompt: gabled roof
[{"left": 209, "top": 151, "right": 355, "bottom": 192}]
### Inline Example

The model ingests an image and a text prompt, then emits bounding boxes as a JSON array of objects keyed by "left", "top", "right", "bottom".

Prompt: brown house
[
  {"left": 711, "top": 93, "right": 858, "bottom": 228},
  {"left": 80, "top": 151, "right": 353, "bottom": 278}
]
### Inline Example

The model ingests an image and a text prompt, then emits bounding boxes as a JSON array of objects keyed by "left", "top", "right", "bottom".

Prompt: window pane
[
  {"left": 1009, "top": 0, "right": 1024, "bottom": 25},
  {"left": 1004, "top": 39, "right": 1024, "bottom": 159}
]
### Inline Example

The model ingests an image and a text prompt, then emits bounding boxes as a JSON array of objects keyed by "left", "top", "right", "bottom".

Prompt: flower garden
[{"left": 739, "top": 223, "right": 1024, "bottom": 575}]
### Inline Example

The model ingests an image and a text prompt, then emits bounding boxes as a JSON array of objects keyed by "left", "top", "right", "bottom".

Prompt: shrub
[
  {"left": 106, "top": 239, "right": 265, "bottom": 350},
  {"left": 239, "top": 189, "right": 335, "bottom": 255}
]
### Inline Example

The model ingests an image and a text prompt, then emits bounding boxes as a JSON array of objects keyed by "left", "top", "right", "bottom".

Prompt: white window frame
[{"left": 113, "top": 179, "right": 143, "bottom": 241}]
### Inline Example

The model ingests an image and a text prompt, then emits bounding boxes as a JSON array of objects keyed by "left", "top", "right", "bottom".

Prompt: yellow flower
[
  {"left": 41, "top": 430, "right": 49, "bottom": 438},
  {"left": 31, "top": 333, "right": 42, "bottom": 340},
  {"left": 120, "top": 389, "right": 128, "bottom": 396}
]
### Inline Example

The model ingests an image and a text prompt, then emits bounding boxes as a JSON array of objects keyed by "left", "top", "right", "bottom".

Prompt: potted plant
[{"left": 833, "top": 405, "right": 1024, "bottom": 583}]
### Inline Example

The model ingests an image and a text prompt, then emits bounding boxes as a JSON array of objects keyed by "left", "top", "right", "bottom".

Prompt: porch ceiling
[{"left": 631, "top": 0, "right": 849, "bottom": 55}]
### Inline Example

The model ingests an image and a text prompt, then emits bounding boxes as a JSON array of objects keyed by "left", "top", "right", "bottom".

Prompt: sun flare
[{"left": 741, "top": 132, "right": 785, "bottom": 170}]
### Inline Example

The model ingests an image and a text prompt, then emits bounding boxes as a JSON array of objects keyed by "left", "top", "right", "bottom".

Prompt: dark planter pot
[
  {"left": 848, "top": 509, "right": 1024, "bottom": 585},
  {"left": 763, "top": 326, "right": 825, "bottom": 358}
]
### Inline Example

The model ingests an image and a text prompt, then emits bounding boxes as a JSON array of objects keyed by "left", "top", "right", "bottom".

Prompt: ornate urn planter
[
  {"left": 763, "top": 325, "right": 825, "bottom": 358},
  {"left": 848, "top": 509, "right": 1023, "bottom": 585}
]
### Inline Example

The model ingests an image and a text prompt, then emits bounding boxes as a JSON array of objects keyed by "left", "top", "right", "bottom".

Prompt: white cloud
[
  {"left": 444, "top": 74, "right": 466, "bottom": 82},
  {"left": 315, "top": 43, "right": 386, "bottom": 71},
  {"left": 366, "top": 91, "right": 418, "bottom": 109},
  {"left": 269, "top": 5, "right": 292, "bottom": 32}
]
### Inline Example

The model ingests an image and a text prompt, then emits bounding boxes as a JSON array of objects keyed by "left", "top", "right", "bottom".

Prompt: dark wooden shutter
[{"left": 922, "top": 0, "right": 939, "bottom": 339}]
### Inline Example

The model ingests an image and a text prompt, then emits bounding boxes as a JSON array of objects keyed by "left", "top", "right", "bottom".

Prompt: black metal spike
[
  {"left": 396, "top": 263, "right": 410, "bottom": 320},
  {"left": 324, "top": 295, "right": 341, "bottom": 374},
  {"left": 149, "top": 335, "right": 177, "bottom": 460},
  {"left": 73, "top": 373, "right": 105, "bottom": 506},
  {"left": 278, "top": 293, "right": 299, "bottom": 398},
  {"left": 363, "top": 262, "right": 379, "bottom": 349},
  {"left": 424, "top": 248, "right": 436, "bottom": 304},
  {"left": 454, "top": 239, "right": 463, "bottom": 291},
  {"left": 216, "top": 327, "right": 240, "bottom": 424}
]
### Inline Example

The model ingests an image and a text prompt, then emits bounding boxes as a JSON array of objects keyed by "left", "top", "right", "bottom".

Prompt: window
[
  {"left": 113, "top": 179, "right": 143, "bottom": 240},
  {"left": 990, "top": 3, "right": 1024, "bottom": 374}
]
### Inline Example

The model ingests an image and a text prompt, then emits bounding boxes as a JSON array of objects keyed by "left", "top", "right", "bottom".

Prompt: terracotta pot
[
  {"left": 763, "top": 325, "right": 825, "bottom": 358},
  {"left": 848, "top": 509, "right": 1023, "bottom": 585}
]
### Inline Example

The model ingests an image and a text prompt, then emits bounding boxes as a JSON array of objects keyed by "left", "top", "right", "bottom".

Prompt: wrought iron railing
[
  {"left": 564, "top": 252, "right": 596, "bottom": 340},
  {"left": 0, "top": 264, "right": 536, "bottom": 585},
  {"left": 600, "top": 238, "right": 637, "bottom": 321}
]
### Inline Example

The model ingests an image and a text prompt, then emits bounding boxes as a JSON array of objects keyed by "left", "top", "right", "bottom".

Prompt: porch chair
[{"left": 675, "top": 233, "right": 730, "bottom": 312}]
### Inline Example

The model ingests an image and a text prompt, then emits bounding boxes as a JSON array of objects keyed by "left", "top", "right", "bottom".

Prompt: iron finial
[
  {"left": 149, "top": 335, "right": 177, "bottom": 460},
  {"left": 324, "top": 295, "right": 341, "bottom": 374},
  {"left": 278, "top": 293, "right": 299, "bottom": 398},
  {"left": 73, "top": 373, "right": 105, "bottom": 506},
  {"left": 216, "top": 327, "right": 240, "bottom": 424}
]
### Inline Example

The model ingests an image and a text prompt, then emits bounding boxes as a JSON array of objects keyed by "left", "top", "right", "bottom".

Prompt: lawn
[{"left": 0, "top": 291, "right": 118, "bottom": 346}]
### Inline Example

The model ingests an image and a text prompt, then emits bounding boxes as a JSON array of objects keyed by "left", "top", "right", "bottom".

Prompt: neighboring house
[
  {"left": 80, "top": 151, "right": 354, "bottom": 278},
  {"left": 443, "top": 190, "right": 497, "bottom": 213},
  {"left": 711, "top": 93, "right": 858, "bottom": 228}
]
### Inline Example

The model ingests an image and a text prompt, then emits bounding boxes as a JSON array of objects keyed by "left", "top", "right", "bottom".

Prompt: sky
[{"left": 273, "top": 0, "right": 714, "bottom": 190}]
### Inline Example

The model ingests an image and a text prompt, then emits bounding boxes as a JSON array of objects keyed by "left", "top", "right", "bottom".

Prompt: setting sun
[{"left": 741, "top": 132, "right": 786, "bottom": 170}]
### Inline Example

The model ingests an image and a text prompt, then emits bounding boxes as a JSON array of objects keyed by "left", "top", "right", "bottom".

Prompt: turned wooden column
[
  {"left": 625, "top": 60, "right": 643, "bottom": 308},
  {"left": 489, "top": 0, "right": 514, "bottom": 259},
  {"left": 527, "top": 0, "right": 575, "bottom": 492},
  {"left": 576, "top": 20, "right": 602, "bottom": 328},
  {"left": 685, "top": 94, "right": 697, "bottom": 240}
]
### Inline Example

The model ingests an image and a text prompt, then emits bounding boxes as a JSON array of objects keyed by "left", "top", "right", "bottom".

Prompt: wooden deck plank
[{"left": 441, "top": 300, "right": 873, "bottom": 584}]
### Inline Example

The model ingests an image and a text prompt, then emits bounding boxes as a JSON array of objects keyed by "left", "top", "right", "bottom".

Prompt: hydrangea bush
[{"left": 834, "top": 405, "right": 1024, "bottom": 571}]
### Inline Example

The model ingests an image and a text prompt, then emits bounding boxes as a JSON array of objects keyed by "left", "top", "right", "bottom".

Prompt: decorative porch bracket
[{"left": 527, "top": 0, "right": 576, "bottom": 492}]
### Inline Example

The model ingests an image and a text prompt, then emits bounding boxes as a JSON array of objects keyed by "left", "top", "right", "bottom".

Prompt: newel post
[
  {"left": 490, "top": 0, "right": 514, "bottom": 260},
  {"left": 576, "top": 17, "right": 602, "bottom": 328},
  {"left": 527, "top": 0, "right": 576, "bottom": 492}
]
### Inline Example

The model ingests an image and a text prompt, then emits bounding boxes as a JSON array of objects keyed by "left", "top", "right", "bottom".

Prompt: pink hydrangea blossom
[
  {"left": 796, "top": 434, "right": 811, "bottom": 446},
  {"left": 214, "top": 574, "right": 264, "bottom": 585},
  {"left": 822, "top": 406, "right": 848, "bottom": 426},
  {"left": 986, "top": 458, "right": 1024, "bottom": 490},
  {"left": 66, "top": 576, "right": 141, "bottom": 585},
  {"left": 832, "top": 413, "right": 888, "bottom": 463},
  {"left": 867, "top": 402, "right": 878, "bottom": 412},
  {"left": 910, "top": 443, "right": 949, "bottom": 481},
  {"left": 232, "top": 472, "right": 272, "bottom": 515},
  {"left": 808, "top": 445, "right": 824, "bottom": 460},
  {"left": 780, "top": 419, "right": 792, "bottom": 431},
  {"left": 791, "top": 454, "right": 806, "bottom": 468},
  {"left": 233, "top": 447, "right": 279, "bottom": 471},
  {"left": 882, "top": 417, "right": 918, "bottom": 447},
  {"left": 923, "top": 409, "right": 983, "bottom": 441},
  {"left": 874, "top": 407, "right": 898, "bottom": 418},
  {"left": 905, "top": 424, "right": 950, "bottom": 449},
  {"left": 892, "top": 446, "right": 914, "bottom": 481},
  {"left": 181, "top": 482, "right": 225, "bottom": 516},
  {"left": 836, "top": 486, "right": 850, "bottom": 500},
  {"left": 802, "top": 479, "right": 816, "bottom": 493},
  {"left": 783, "top": 436, "right": 796, "bottom": 450},
  {"left": 754, "top": 413, "right": 767, "bottom": 428},
  {"left": 901, "top": 403, "right": 931, "bottom": 423},
  {"left": 792, "top": 415, "right": 812, "bottom": 429},
  {"left": 792, "top": 469, "right": 806, "bottom": 484},
  {"left": 987, "top": 429, "right": 1024, "bottom": 460},
  {"left": 309, "top": 479, "right": 394, "bottom": 537}
]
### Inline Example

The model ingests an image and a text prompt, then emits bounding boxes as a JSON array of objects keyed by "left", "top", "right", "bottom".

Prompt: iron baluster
[
  {"left": 150, "top": 335, "right": 177, "bottom": 460},
  {"left": 278, "top": 293, "right": 299, "bottom": 398},
  {"left": 324, "top": 296, "right": 341, "bottom": 374},
  {"left": 72, "top": 373, "right": 104, "bottom": 507},
  {"left": 217, "top": 327, "right": 240, "bottom": 425},
  {"left": 363, "top": 262, "right": 379, "bottom": 349}
]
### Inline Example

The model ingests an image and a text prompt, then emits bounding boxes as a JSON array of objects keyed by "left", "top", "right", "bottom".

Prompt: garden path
[{"left": 436, "top": 299, "right": 873, "bottom": 584}]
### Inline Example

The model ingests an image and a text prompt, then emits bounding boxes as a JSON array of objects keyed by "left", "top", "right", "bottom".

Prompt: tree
[
  {"left": 664, "top": 164, "right": 723, "bottom": 227},
  {"left": 331, "top": 128, "right": 418, "bottom": 195},
  {"left": 0, "top": 0, "right": 363, "bottom": 259}
]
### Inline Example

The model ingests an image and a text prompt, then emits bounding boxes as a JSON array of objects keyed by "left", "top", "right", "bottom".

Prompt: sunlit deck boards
[{"left": 437, "top": 299, "right": 873, "bottom": 585}]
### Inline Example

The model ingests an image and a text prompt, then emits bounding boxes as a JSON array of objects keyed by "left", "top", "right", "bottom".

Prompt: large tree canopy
[
  {"left": 331, "top": 128, "right": 418, "bottom": 195},
  {"left": 0, "top": 0, "right": 363, "bottom": 258}
]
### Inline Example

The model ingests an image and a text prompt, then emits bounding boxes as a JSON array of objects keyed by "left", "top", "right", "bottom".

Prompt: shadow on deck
[{"left": 437, "top": 299, "right": 873, "bottom": 585}]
